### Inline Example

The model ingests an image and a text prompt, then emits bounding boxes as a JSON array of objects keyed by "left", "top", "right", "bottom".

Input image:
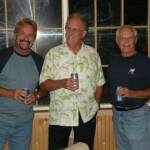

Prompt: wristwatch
[
  {"left": 34, "top": 91, "right": 40, "bottom": 100},
  {"left": 36, "top": 93, "right": 40, "bottom": 100},
  {"left": 34, "top": 88, "right": 40, "bottom": 100}
]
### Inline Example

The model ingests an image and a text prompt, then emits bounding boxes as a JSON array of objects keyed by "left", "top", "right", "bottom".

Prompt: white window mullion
[{"left": 62, "top": 0, "right": 69, "bottom": 42}]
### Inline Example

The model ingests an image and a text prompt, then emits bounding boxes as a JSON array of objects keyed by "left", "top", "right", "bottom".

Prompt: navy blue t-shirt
[{"left": 108, "top": 53, "right": 150, "bottom": 108}]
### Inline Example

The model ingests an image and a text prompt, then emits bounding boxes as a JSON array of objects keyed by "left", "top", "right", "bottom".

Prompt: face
[
  {"left": 14, "top": 24, "right": 36, "bottom": 54},
  {"left": 116, "top": 27, "right": 137, "bottom": 56},
  {"left": 65, "top": 17, "right": 86, "bottom": 48}
]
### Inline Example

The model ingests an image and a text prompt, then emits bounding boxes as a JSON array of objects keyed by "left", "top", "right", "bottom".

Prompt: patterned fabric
[{"left": 40, "top": 43, "right": 105, "bottom": 126}]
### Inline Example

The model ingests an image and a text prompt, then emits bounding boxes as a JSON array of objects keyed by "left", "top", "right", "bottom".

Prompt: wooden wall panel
[
  {"left": 30, "top": 112, "right": 49, "bottom": 150},
  {"left": 4, "top": 109, "right": 116, "bottom": 150},
  {"left": 94, "top": 109, "right": 116, "bottom": 150}
]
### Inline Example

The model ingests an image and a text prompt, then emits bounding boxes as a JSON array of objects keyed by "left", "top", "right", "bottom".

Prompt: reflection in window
[
  {"left": 69, "top": 0, "right": 94, "bottom": 27},
  {"left": 124, "top": 0, "right": 148, "bottom": 25},
  {"left": 136, "top": 28, "right": 147, "bottom": 56},
  {"left": 0, "top": 1, "right": 4, "bottom": 28},
  {"left": 36, "top": 0, "right": 62, "bottom": 27},
  {"left": 97, "top": 30, "right": 120, "bottom": 65},
  {"left": 97, "top": 0, "right": 120, "bottom": 26},
  {"left": 84, "top": 29, "right": 94, "bottom": 47},
  {"left": 0, "top": 32, "right": 6, "bottom": 50},
  {"left": 36, "top": 30, "right": 62, "bottom": 57},
  {"left": 8, "top": 32, "right": 14, "bottom": 48},
  {"left": 7, "top": 0, "right": 33, "bottom": 28}
]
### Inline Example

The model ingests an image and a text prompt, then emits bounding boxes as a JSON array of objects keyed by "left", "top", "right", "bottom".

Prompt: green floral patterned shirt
[{"left": 40, "top": 43, "right": 105, "bottom": 126}]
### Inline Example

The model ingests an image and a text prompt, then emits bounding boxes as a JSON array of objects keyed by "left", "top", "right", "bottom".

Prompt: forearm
[
  {"left": 0, "top": 87, "right": 12, "bottom": 98},
  {"left": 130, "top": 88, "right": 150, "bottom": 99},
  {"left": 40, "top": 79, "right": 67, "bottom": 92}
]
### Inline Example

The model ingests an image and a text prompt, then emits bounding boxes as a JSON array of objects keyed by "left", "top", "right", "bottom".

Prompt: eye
[{"left": 65, "top": 27, "right": 84, "bottom": 32}]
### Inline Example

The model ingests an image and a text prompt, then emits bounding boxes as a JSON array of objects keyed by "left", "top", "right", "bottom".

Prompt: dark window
[
  {"left": 101, "top": 67, "right": 111, "bottom": 103},
  {"left": 69, "top": 0, "right": 94, "bottom": 27},
  {"left": 0, "top": 1, "right": 4, "bottom": 28},
  {"left": 36, "top": 30, "right": 62, "bottom": 58},
  {"left": 136, "top": 28, "right": 148, "bottom": 55},
  {"left": 124, "top": 0, "right": 148, "bottom": 25},
  {"left": 0, "top": 32, "right": 6, "bottom": 50},
  {"left": 7, "top": 0, "right": 32, "bottom": 28},
  {"left": 8, "top": 31, "right": 14, "bottom": 47},
  {"left": 97, "top": 0, "right": 121, "bottom": 26},
  {"left": 97, "top": 29, "right": 120, "bottom": 65},
  {"left": 84, "top": 29, "right": 95, "bottom": 47}
]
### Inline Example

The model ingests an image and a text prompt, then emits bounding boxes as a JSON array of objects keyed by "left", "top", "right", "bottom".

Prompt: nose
[
  {"left": 122, "top": 37, "right": 130, "bottom": 42},
  {"left": 23, "top": 34, "right": 32, "bottom": 42}
]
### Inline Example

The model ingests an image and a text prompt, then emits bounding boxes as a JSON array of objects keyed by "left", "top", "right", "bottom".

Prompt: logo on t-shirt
[{"left": 128, "top": 68, "right": 135, "bottom": 75}]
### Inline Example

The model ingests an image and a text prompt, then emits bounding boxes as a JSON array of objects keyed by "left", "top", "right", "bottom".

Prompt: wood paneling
[
  {"left": 4, "top": 109, "right": 116, "bottom": 150},
  {"left": 31, "top": 112, "right": 49, "bottom": 150},
  {"left": 94, "top": 109, "right": 116, "bottom": 150}
]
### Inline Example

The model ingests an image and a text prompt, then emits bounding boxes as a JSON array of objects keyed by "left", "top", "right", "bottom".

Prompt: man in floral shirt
[{"left": 40, "top": 13, "right": 105, "bottom": 150}]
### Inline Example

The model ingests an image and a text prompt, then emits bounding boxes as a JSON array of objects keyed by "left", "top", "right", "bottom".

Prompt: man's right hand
[
  {"left": 7, "top": 89, "right": 27, "bottom": 102},
  {"left": 66, "top": 78, "right": 78, "bottom": 91}
]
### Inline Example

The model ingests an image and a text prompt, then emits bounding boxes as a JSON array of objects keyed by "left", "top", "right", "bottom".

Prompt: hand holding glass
[{"left": 71, "top": 73, "right": 79, "bottom": 91}]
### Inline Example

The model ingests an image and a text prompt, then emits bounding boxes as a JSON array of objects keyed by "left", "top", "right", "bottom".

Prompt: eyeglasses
[
  {"left": 65, "top": 27, "right": 85, "bottom": 33},
  {"left": 118, "top": 36, "right": 136, "bottom": 41}
]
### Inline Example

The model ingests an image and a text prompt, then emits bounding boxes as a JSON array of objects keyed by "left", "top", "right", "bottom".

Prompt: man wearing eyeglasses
[
  {"left": 40, "top": 13, "right": 105, "bottom": 150},
  {"left": 108, "top": 25, "right": 150, "bottom": 150}
]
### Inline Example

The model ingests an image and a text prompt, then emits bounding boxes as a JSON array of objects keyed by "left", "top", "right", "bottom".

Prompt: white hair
[{"left": 116, "top": 25, "right": 138, "bottom": 39}]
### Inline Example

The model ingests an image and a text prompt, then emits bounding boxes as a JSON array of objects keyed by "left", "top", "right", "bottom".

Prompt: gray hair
[
  {"left": 116, "top": 25, "right": 137, "bottom": 39},
  {"left": 66, "top": 13, "right": 88, "bottom": 32}
]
